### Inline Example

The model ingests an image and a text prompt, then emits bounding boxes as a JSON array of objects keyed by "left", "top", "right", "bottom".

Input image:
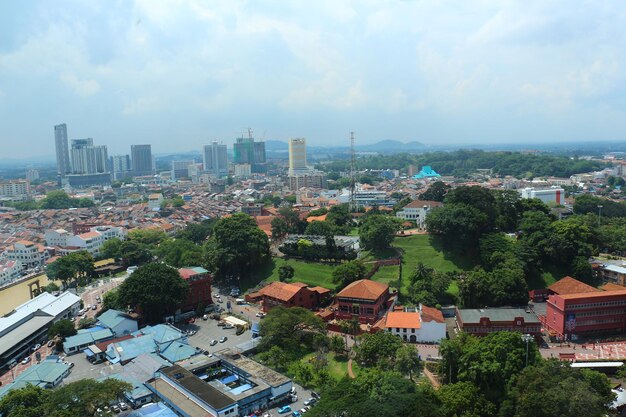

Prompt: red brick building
[
  {"left": 178, "top": 267, "right": 213, "bottom": 312},
  {"left": 250, "top": 281, "right": 331, "bottom": 313},
  {"left": 335, "top": 279, "right": 394, "bottom": 324},
  {"left": 456, "top": 307, "right": 542, "bottom": 337},
  {"left": 545, "top": 289, "right": 626, "bottom": 340}
]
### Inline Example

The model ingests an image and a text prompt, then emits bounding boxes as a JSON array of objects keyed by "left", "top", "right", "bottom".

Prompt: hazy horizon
[{"left": 1, "top": 1, "right": 626, "bottom": 158}]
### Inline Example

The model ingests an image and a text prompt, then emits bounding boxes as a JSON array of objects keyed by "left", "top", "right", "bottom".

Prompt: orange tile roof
[
  {"left": 600, "top": 283, "right": 625, "bottom": 291},
  {"left": 404, "top": 200, "right": 443, "bottom": 209},
  {"left": 336, "top": 279, "right": 388, "bottom": 301},
  {"left": 16, "top": 240, "right": 34, "bottom": 246},
  {"left": 310, "top": 286, "right": 331, "bottom": 294},
  {"left": 306, "top": 214, "right": 328, "bottom": 223},
  {"left": 254, "top": 215, "right": 274, "bottom": 237},
  {"left": 79, "top": 231, "right": 101, "bottom": 239},
  {"left": 548, "top": 276, "right": 600, "bottom": 295},
  {"left": 385, "top": 312, "right": 421, "bottom": 329},
  {"left": 558, "top": 289, "right": 626, "bottom": 300},
  {"left": 258, "top": 281, "right": 305, "bottom": 302},
  {"left": 421, "top": 305, "right": 445, "bottom": 323}
]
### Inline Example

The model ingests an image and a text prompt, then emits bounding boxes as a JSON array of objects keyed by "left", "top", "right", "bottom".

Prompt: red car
[{"left": 188, "top": 317, "right": 196, "bottom": 324}]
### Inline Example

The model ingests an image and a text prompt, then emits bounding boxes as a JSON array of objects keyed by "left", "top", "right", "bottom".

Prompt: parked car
[
  {"left": 92, "top": 305, "right": 97, "bottom": 310},
  {"left": 111, "top": 404, "right": 120, "bottom": 413},
  {"left": 277, "top": 406, "right": 291, "bottom": 414},
  {"left": 290, "top": 394, "right": 298, "bottom": 403},
  {"left": 119, "top": 402, "right": 128, "bottom": 411},
  {"left": 21, "top": 357, "right": 31, "bottom": 365},
  {"left": 223, "top": 324, "right": 234, "bottom": 330},
  {"left": 219, "top": 336, "right": 228, "bottom": 343},
  {"left": 187, "top": 330, "right": 197, "bottom": 336},
  {"left": 292, "top": 411, "right": 301, "bottom": 417},
  {"left": 217, "top": 321, "right": 226, "bottom": 327},
  {"left": 255, "top": 312, "right": 266, "bottom": 318},
  {"left": 299, "top": 408, "right": 308, "bottom": 414},
  {"left": 290, "top": 387, "right": 297, "bottom": 395},
  {"left": 304, "top": 398, "right": 316, "bottom": 406},
  {"left": 47, "top": 340, "right": 55, "bottom": 348},
  {"left": 202, "top": 315, "right": 208, "bottom": 320},
  {"left": 311, "top": 391, "right": 320, "bottom": 399},
  {"left": 210, "top": 339, "right": 218, "bottom": 346},
  {"left": 31, "top": 344, "right": 41, "bottom": 351}
]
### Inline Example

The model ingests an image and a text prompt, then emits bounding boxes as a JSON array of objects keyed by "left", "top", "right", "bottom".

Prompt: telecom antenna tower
[{"left": 349, "top": 131, "right": 356, "bottom": 211}]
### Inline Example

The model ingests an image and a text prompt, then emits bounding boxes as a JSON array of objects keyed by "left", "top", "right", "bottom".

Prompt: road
[{"left": 80, "top": 275, "right": 127, "bottom": 319}]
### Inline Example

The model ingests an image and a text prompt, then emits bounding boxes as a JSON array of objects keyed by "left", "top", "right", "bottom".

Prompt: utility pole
[
  {"left": 522, "top": 333, "right": 533, "bottom": 367},
  {"left": 598, "top": 204, "right": 603, "bottom": 227}
]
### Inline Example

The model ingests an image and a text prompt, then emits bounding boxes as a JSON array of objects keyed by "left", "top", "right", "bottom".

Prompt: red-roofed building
[
  {"left": 548, "top": 276, "right": 601, "bottom": 295},
  {"left": 178, "top": 267, "right": 213, "bottom": 313},
  {"left": 383, "top": 305, "right": 446, "bottom": 343},
  {"left": 545, "top": 288, "right": 626, "bottom": 340},
  {"left": 252, "top": 281, "right": 331, "bottom": 312},
  {"left": 335, "top": 279, "right": 395, "bottom": 324}
]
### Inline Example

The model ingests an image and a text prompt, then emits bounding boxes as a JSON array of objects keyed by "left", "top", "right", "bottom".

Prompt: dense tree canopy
[
  {"left": 420, "top": 181, "right": 451, "bottom": 202},
  {"left": 46, "top": 250, "right": 94, "bottom": 288},
  {"left": 332, "top": 260, "right": 367, "bottom": 289},
  {"left": 48, "top": 319, "right": 77, "bottom": 339},
  {"left": 117, "top": 263, "right": 189, "bottom": 323},
  {"left": 175, "top": 219, "right": 215, "bottom": 244},
  {"left": 155, "top": 238, "right": 204, "bottom": 268},
  {"left": 205, "top": 213, "right": 270, "bottom": 281},
  {"left": 500, "top": 360, "right": 614, "bottom": 417},
  {"left": 0, "top": 379, "right": 131, "bottom": 417},
  {"left": 359, "top": 214, "right": 401, "bottom": 252},
  {"left": 258, "top": 306, "right": 326, "bottom": 353}
]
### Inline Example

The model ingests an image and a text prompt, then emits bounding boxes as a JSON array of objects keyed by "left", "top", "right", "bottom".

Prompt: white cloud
[{"left": 60, "top": 73, "right": 100, "bottom": 96}]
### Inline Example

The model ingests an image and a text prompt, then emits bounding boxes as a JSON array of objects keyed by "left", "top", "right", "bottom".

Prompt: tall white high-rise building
[
  {"left": 288, "top": 138, "right": 307, "bottom": 175},
  {"left": 111, "top": 155, "right": 131, "bottom": 180},
  {"left": 54, "top": 124, "right": 71, "bottom": 178},
  {"left": 202, "top": 141, "right": 228, "bottom": 177},
  {"left": 70, "top": 139, "right": 108, "bottom": 175}
]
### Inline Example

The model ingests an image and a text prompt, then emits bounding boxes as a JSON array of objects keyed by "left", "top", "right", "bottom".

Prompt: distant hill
[
  {"left": 264, "top": 140, "right": 289, "bottom": 151},
  {"left": 357, "top": 140, "right": 425, "bottom": 152}
]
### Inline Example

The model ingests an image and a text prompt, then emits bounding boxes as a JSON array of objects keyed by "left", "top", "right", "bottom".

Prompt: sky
[{"left": 1, "top": 0, "right": 626, "bottom": 158}]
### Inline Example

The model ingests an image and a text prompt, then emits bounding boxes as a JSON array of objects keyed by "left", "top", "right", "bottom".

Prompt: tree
[
  {"left": 101, "top": 289, "right": 122, "bottom": 312},
  {"left": 354, "top": 331, "right": 403, "bottom": 368},
  {"left": 127, "top": 228, "right": 168, "bottom": 246},
  {"left": 305, "top": 221, "right": 336, "bottom": 236},
  {"left": 100, "top": 238, "right": 123, "bottom": 260},
  {"left": 546, "top": 220, "right": 593, "bottom": 267},
  {"left": 500, "top": 360, "right": 614, "bottom": 417},
  {"left": 445, "top": 186, "right": 497, "bottom": 226},
  {"left": 176, "top": 219, "right": 215, "bottom": 244},
  {"left": 359, "top": 215, "right": 401, "bottom": 252},
  {"left": 0, "top": 384, "right": 48, "bottom": 417},
  {"left": 394, "top": 345, "right": 423, "bottom": 381},
  {"left": 327, "top": 204, "right": 352, "bottom": 229},
  {"left": 119, "top": 240, "right": 152, "bottom": 266},
  {"left": 48, "top": 319, "right": 77, "bottom": 339},
  {"left": 77, "top": 317, "right": 96, "bottom": 329},
  {"left": 39, "top": 190, "right": 75, "bottom": 209},
  {"left": 437, "top": 382, "right": 496, "bottom": 417},
  {"left": 258, "top": 306, "right": 326, "bottom": 353},
  {"left": 205, "top": 213, "right": 270, "bottom": 282},
  {"left": 156, "top": 238, "right": 204, "bottom": 268},
  {"left": 43, "top": 378, "right": 132, "bottom": 417},
  {"left": 257, "top": 345, "right": 290, "bottom": 371},
  {"left": 332, "top": 260, "right": 367, "bottom": 289},
  {"left": 117, "top": 263, "right": 189, "bottom": 323},
  {"left": 420, "top": 181, "right": 451, "bottom": 202},
  {"left": 329, "top": 335, "right": 345, "bottom": 354},
  {"left": 456, "top": 331, "right": 540, "bottom": 404},
  {"left": 278, "top": 264, "right": 295, "bottom": 282},
  {"left": 43, "top": 282, "right": 60, "bottom": 293},
  {"left": 271, "top": 216, "right": 290, "bottom": 240},
  {"left": 46, "top": 251, "right": 94, "bottom": 288},
  {"left": 426, "top": 204, "right": 490, "bottom": 247}
]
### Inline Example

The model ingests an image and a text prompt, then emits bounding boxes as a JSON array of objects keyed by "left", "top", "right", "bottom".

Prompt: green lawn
[
  {"left": 370, "top": 265, "right": 401, "bottom": 290},
  {"left": 394, "top": 234, "right": 479, "bottom": 273},
  {"left": 243, "top": 257, "right": 338, "bottom": 292},
  {"left": 299, "top": 352, "right": 350, "bottom": 380}
]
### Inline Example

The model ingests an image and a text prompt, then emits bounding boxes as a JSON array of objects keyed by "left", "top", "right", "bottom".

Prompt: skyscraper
[
  {"left": 54, "top": 124, "right": 71, "bottom": 178},
  {"left": 111, "top": 154, "right": 131, "bottom": 180},
  {"left": 288, "top": 138, "right": 307, "bottom": 175},
  {"left": 171, "top": 160, "right": 195, "bottom": 180},
  {"left": 131, "top": 144, "right": 154, "bottom": 176},
  {"left": 202, "top": 141, "right": 228, "bottom": 177},
  {"left": 70, "top": 138, "right": 108, "bottom": 175},
  {"left": 233, "top": 132, "right": 266, "bottom": 173}
]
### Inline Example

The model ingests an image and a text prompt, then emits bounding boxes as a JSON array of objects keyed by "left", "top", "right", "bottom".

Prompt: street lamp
[
  {"left": 598, "top": 205, "right": 603, "bottom": 227},
  {"left": 521, "top": 334, "right": 533, "bottom": 367}
]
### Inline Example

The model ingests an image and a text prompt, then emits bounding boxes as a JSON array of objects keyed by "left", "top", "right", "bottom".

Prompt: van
[
  {"left": 127, "top": 266, "right": 138, "bottom": 274},
  {"left": 236, "top": 298, "right": 245, "bottom": 305}
]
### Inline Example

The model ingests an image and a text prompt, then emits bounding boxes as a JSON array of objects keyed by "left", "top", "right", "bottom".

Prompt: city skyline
[{"left": 2, "top": 1, "right": 626, "bottom": 158}]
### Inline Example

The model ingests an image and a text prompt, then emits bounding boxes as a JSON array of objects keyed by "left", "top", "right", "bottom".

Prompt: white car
[
  {"left": 119, "top": 402, "right": 128, "bottom": 411},
  {"left": 255, "top": 312, "right": 266, "bottom": 318},
  {"left": 21, "top": 357, "right": 31, "bottom": 365}
]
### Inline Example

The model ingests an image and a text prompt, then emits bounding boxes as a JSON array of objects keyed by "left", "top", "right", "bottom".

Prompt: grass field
[
  {"left": 299, "top": 352, "right": 350, "bottom": 380},
  {"left": 394, "top": 234, "right": 479, "bottom": 273},
  {"left": 242, "top": 257, "right": 338, "bottom": 291}
]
